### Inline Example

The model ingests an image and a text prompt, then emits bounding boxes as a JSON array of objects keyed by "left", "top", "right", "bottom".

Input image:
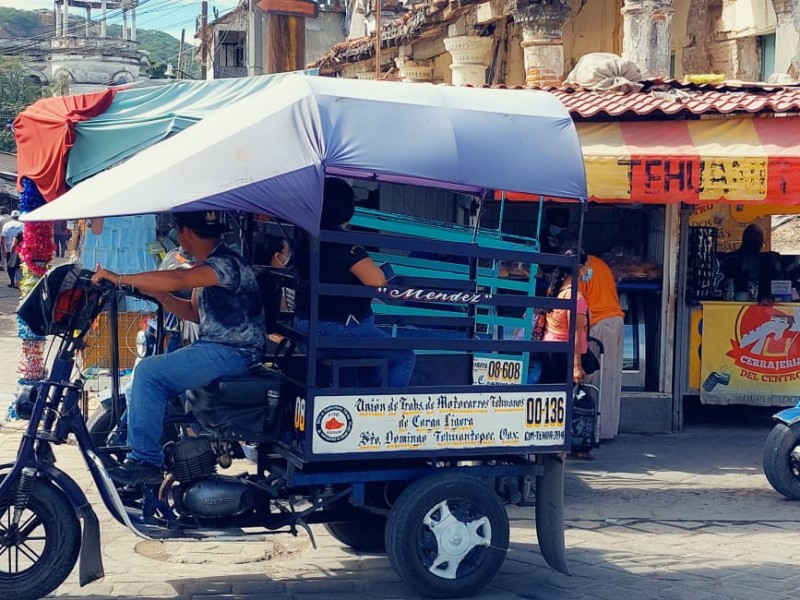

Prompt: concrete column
[
  {"left": 55, "top": 2, "right": 62, "bottom": 37},
  {"left": 85, "top": 7, "right": 91, "bottom": 36},
  {"left": 395, "top": 56, "right": 433, "bottom": 82},
  {"left": 621, "top": 0, "right": 674, "bottom": 79},
  {"left": 443, "top": 35, "right": 493, "bottom": 86},
  {"left": 511, "top": 0, "right": 571, "bottom": 87},
  {"left": 101, "top": 0, "right": 107, "bottom": 37},
  {"left": 122, "top": 9, "right": 128, "bottom": 40},
  {"left": 131, "top": 6, "right": 136, "bottom": 41},
  {"left": 772, "top": 0, "right": 800, "bottom": 77},
  {"left": 63, "top": 0, "right": 69, "bottom": 36}
]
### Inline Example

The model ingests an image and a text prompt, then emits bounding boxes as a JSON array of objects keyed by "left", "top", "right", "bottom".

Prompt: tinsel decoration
[
  {"left": 17, "top": 264, "right": 38, "bottom": 299},
  {"left": 16, "top": 177, "right": 51, "bottom": 385},
  {"left": 18, "top": 339, "right": 45, "bottom": 384},
  {"left": 19, "top": 178, "right": 54, "bottom": 277}
]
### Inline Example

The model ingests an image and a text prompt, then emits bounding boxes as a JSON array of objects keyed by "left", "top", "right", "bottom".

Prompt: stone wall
[{"left": 677, "top": 0, "right": 764, "bottom": 80}]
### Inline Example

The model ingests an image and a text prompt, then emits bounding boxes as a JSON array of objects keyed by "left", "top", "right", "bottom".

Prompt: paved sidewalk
[{"left": 0, "top": 290, "right": 798, "bottom": 599}]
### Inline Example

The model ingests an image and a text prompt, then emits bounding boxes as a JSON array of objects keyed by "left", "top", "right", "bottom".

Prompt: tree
[{"left": 0, "top": 58, "right": 45, "bottom": 153}]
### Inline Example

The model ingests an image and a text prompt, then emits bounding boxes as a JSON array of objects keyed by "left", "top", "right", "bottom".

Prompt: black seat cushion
[{"left": 186, "top": 367, "right": 286, "bottom": 441}]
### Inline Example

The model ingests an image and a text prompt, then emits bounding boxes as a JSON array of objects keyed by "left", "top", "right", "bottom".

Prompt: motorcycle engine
[
  {"left": 180, "top": 475, "right": 263, "bottom": 518},
  {"left": 167, "top": 438, "right": 217, "bottom": 482}
]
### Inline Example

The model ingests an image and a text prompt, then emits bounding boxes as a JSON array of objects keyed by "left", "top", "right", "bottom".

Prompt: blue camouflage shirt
[{"left": 197, "top": 244, "right": 265, "bottom": 362}]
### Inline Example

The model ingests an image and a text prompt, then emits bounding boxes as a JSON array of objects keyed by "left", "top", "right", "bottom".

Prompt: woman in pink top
[{"left": 542, "top": 264, "right": 589, "bottom": 384}]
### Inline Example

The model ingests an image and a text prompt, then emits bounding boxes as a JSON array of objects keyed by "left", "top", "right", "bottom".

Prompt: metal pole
[
  {"left": 374, "top": 0, "right": 381, "bottom": 78},
  {"left": 200, "top": 1, "right": 208, "bottom": 80}
]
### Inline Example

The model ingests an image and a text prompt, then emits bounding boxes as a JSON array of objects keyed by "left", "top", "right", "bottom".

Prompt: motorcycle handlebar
[{"left": 90, "top": 276, "right": 161, "bottom": 306}]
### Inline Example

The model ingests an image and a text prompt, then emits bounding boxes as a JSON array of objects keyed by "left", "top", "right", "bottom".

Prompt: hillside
[{"left": 0, "top": 7, "right": 182, "bottom": 68}]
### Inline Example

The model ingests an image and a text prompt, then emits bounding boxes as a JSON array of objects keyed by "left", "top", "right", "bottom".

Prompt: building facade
[
  {"left": 9, "top": 2, "right": 146, "bottom": 94},
  {"left": 313, "top": 0, "right": 800, "bottom": 87},
  {"left": 204, "top": 0, "right": 346, "bottom": 80}
]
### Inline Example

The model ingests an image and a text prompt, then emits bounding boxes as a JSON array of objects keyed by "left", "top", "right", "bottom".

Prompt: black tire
[
  {"left": 386, "top": 473, "right": 509, "bottom": 598},
  {"left": 324, "top": 513, "right": 387, "bottom": 552},
  {"left": 0, "top": 477, "right": 81, "bottom": 600},
  {"left": 763, "top": 422, "right": 800, "bottom": 500}
]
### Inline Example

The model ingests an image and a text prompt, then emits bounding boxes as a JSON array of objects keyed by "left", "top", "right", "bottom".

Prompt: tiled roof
[
  {"left": 548, "top": 80, "right": 800, "bottom": 119},
  {"left": 310, "top": 0, "right": 448, "bottom": 71},
  {"left": 446, "top": 80, "right": 800, "bottom": 119}
]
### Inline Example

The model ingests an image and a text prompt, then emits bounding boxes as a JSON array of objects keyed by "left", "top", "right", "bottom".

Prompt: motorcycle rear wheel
[
  {"left": 0, "top": 477, "right": 81, "bottom": 600},
  {"left": 763, "top": 422, "right": 800, "bottom": 500}
]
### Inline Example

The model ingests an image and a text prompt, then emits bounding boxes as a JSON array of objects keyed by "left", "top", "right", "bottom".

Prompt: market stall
[{"left": 503, "top": 106, "right": 800, "bottom": 426}]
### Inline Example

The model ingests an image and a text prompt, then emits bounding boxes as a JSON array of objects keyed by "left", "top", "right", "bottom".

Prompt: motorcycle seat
[{"left": 185, "top": 366, "right": 286, "bottom": 442}]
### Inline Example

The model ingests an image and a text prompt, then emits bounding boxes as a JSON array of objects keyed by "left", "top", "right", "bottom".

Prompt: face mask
[
  {"left": 549, "top": 224, "right": 564, "bottom": 236},
  {"left": 580, "top": 267, "right": 593, "bottom": 283}
]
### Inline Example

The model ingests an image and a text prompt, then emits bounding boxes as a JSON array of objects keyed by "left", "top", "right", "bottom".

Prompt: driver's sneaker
[{"left": 110, "top": 458, "right": 163, "bottom": 485}]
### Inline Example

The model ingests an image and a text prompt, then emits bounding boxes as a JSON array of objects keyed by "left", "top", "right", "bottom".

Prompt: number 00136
[{"left": 525, "top": 396, "right": 564, "bottom": 426}]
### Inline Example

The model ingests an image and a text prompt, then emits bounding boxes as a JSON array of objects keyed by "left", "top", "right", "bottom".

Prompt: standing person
[
  {"left": 578, "top": 254, "right": 624, "bottom": 441},
  {"left": 53, "top": 220, "right": 69, "bottom": 258},
  {"left": 0, "top": 207, "right": 10, "bottom": 271},
  {"left": 91, "top": 210, "right": 266, "bottom": 485},
  {"left": 293, "top": 177, "right": 416, "bottom": 388},
  {"left": 1, "top": 211, "right": 23, "bottom": 288},
  {"left": 722, "top": 223, "right": 781, "bottom": 303},
  {"left": 542, "top": 260, "right": 588, "bottom": 385},
  {"left": 7, "top": 232, "right": 22, "bottom": 288}
]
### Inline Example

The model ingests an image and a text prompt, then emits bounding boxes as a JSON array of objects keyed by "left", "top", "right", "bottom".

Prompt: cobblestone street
[{"left": 0, "top": 284, "right": 798, "bottom": 599}]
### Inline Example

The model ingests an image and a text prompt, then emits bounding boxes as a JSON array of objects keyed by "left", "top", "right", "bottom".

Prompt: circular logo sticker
[{"left": 315, "top": 405, "right": 353, "bottom": 444}]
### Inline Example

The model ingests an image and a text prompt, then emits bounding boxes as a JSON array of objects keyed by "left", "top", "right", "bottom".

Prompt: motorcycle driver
[{"left": 92, "top": 211, "right": 266, "bottom": 485}]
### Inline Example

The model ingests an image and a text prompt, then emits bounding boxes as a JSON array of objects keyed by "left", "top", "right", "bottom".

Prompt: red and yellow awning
[{"left": 505, "top": 116, "right": 800, "bottom": 205}]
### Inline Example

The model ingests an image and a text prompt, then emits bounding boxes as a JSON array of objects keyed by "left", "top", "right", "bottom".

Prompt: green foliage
[
  {"left": 106, "top": 24, "right": 183, "bottom": 69},
  {"left": 0, "top": 8, "right": 47, "bottom": 39},
  {"left": 0, "top": 130, "right": 15, "bottom": 154}
]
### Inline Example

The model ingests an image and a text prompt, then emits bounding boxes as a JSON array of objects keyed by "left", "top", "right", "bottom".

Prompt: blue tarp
[{"left": 67, "top": 71, "right": 317, "bottom": 186}]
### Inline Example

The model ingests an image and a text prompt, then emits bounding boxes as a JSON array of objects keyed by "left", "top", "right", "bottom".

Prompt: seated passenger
[
  {"left": 92, "top": 210, "right": 266, "bottom": 485},
  {"left": 263, "top": 234, "right": 295, "bottom": 313},
  {"left": 293, "top": 178, "right": 416, "bottom": 387}
]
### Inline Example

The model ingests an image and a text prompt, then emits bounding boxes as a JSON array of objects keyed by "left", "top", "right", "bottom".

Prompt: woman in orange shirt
[{"left": 543, "top": 258, "right": 589, "bottom": 385}]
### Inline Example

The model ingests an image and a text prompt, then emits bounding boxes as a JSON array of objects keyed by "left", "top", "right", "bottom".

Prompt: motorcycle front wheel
[
  {"left": 763, "top": 422, "right": 800, "bottom": 500},
  {"left": 0, "top": 477, "right": 81, "bottom": 600}
]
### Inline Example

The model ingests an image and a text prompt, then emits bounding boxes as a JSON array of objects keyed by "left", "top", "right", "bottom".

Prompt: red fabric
[{"left": 14, "top": 89, "right": 116, "bottom": 201}]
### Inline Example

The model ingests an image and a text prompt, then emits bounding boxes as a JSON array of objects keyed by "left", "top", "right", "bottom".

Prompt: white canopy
[{"left": 24, "top": 74, "right": 587, "bottom": 235}]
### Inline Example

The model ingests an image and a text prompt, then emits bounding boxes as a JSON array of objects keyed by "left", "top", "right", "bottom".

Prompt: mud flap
[
  {"left": 77, "top": 505, "right": 105, "bottom": 586},
  {"left": 534, "top": 453, "right": 570, "bottom": 576},
  {"left": 774, "top": 406, "right": 800, "bottom": 427},
  {"left": 39, "top": 465, "right": 105, "bottom": 586}
]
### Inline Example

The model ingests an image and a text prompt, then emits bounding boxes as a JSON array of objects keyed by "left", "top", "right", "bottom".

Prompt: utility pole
[
  {"left": 200, "top": 1, "right": 208, "bottom": 80},
  {"left": 177, "top": 28, "right": 185, "bottom": 79}
]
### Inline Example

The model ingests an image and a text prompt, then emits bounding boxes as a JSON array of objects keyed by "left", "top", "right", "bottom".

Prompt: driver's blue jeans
[{"left": 127, "top": 341, "right": 251, "bottom": 466}]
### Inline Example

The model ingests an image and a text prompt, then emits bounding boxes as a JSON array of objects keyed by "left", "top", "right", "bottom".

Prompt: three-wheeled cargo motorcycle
[{"left": 0, "top": 74, "right": 588, "bottom": 599}]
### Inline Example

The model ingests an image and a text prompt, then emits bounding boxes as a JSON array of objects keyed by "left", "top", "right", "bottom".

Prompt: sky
[{"left": 0, "top": 0, "right": 239, "bottom": 42}]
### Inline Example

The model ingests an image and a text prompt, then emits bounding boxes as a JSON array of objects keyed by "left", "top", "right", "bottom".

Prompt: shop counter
[{"left": 696, "top": 300, "right": 800, "bottom": 406}]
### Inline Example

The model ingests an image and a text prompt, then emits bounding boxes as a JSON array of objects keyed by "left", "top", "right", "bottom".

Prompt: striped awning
[{"left": 506, "top": 116, "right": 800, "bottom": 204}]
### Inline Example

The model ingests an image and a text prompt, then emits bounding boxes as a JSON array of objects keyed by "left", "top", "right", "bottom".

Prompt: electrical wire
[{"left": 0, "top": 3, "right": 239, "bottom": 70}]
